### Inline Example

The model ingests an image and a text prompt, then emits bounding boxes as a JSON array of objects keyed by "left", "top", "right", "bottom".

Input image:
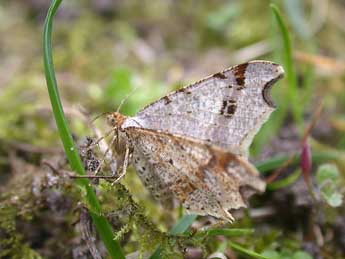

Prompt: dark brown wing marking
[
  {"left": 163, "top": 96, "right": 172, "bottom": 105},
  {"left": 213, "top": 72, "right": 227, "bottom": 79},
  {"left": 233, "top": 62, "right": 248, "bottom": 86},
  {"left": 220, "top": 99, "right": 237, "bottom": 117}
]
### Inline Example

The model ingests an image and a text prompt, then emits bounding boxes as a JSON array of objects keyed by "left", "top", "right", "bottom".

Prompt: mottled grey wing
[
  {"left": 125, "top": 127, "right": 265, "bottom": 222},
  {"left": 131, "top": 149, "right": 174, "bottom": 209},
  {"left": 123, "top": 61, "right": 284, "bottom": 157}
]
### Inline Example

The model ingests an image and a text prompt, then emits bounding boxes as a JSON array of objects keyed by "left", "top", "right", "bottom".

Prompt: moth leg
[
  {"left": 94, "top": 133, "right": 117, "bottom": 175},
  {"left": 86, "top": 128, "right": 114, "bottom": 150},
  {"left": 109, "top": 158, "right": 119, "bottom": 176},
  {"left": 111, "top": 144, "right": 130, "bottom": 185}
]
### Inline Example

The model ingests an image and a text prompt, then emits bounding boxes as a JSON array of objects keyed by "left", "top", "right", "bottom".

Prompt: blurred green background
[
  {"left": 1, "top": 0, "right": 344, "bottom": 153},
  {"left": 1, "top": 0, "right": 345, "bottom": 258}
]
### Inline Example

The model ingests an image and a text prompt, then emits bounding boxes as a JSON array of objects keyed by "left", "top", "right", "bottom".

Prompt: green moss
[
  {"left": 0, "top": 199, "right": 42, "bottom": 258},
  {"left": 0, "top": 162, "right": 82, "bottom": 258}
]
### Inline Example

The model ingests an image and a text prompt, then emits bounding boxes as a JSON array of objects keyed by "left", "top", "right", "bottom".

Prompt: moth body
[{"left": 106, "top": 61, "right": 284, "bottom": 221}]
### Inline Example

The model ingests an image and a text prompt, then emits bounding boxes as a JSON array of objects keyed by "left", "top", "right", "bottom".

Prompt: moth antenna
[
  {"left": 116, "top": 86, "right": 139, "bottom": 113},
  {"left": 91, "top": 112, "right": 111, "bottom": 124}
]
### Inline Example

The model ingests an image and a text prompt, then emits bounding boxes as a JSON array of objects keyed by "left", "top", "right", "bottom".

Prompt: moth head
[{"left": 106, "top": 112, "right": 127, "bottom": 128}]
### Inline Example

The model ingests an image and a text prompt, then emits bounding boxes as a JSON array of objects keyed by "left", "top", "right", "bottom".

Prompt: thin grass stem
[{"left": 43, "top": 1, "right": 125, "bottom": 258}]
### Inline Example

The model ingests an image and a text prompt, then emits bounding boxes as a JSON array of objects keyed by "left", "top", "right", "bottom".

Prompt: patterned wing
[
  {"left": 125, "top": 127, "right": 266, "bottom": 222},
  {"left": 123, "top": 61, "right": 284, "bottom": 157}
]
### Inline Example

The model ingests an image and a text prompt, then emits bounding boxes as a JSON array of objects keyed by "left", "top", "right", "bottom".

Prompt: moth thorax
[{"left": 106, "top": 112, "right": 127, "bottom": 128}]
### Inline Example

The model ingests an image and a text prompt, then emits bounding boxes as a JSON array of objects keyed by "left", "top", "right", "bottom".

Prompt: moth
[{"left": 106, "top": 61, "right": 284, "bottom": 222}]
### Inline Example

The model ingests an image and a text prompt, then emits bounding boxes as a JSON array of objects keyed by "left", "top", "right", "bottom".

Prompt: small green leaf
[
  {"left": 292, "top": 251, "right": 313, "bottom": 259},
  {"left": 229, "top": 242, "right": 271, "bottom": 259},
  {"left": 262, "top": 249, "right": 313, "bottom": 259},
  {"left": 316, "top": 164, "right": 343, "bottom": 207},
  {"left": 325, "top": 192, "right": 343, "bottom": 207},
  {"left": 170, "top": 214, "right": 198, "bottom": 235},
  {"left": 261, "top": 250, "right": 280, "bottom": 259},
  {"left": 256, "top": 151, "right": 341, "bottom": 174},
  {"left": 316, "top": 164, "right": 339, "bottom": 184},
  {"left": 268, "top": 169, "right": 301, "bottom": 190}
]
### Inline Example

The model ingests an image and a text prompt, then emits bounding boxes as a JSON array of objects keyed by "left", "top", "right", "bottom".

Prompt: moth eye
[{"left": 107, "top": 115, "right": 116, "bottom": 126}]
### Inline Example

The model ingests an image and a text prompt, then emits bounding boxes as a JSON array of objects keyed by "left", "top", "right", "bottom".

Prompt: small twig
[
  {"left": 79, "top": 206, "right": 103, "bottom": 259},
  {"left": 8, "top": 141, "right": 62, "bottom": 154},
  {"left": 295, "top": 51, "right": 345, "bottom": 74},
  {"left": 265, "top": 99, "right": 324, "bottom": 186},
  {"left": 265, "top": 155, "right": 296, "bottom": 184},
  {"left": 42, "top": 160, "right": 60, "bottom": 175},
  {"left": 302, "top": 99, "right": 324, "bottom": 143},
  {"left": 69, "top": 175, "right": 116, "bottom": 179}
]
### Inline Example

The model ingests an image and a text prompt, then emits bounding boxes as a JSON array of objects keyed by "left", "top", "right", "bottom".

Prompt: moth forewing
[{"left": 132, "top": 61, "right": 284, "bottom": 156}]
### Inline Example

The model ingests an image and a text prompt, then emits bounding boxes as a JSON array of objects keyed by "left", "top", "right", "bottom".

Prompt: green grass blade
[
  {"left": 229, "top": 242, "right": 270, "bottom": 259},
  {"left": 43, "top": 1, "right": 125, "bottom": 258},
  {"left": 170, "top": 214, "right": 198, "bottom": 235},
  {"left": 267, "top": 169, "right": 301, "bottom": 190},
  {"left": 198, "top": 228, "right": 254, "bottom": 237},
  {"left": 270, "top": 3, "right": 303, "bottom": 128},
  {"left": 255, "top": 151, "right": 341, "bottom": 174}
]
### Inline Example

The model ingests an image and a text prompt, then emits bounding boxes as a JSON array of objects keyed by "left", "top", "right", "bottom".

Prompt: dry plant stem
[
  {"left": 42, "top": 160, "right": 61, "bottom": 175},
  {"left": 79, "top": 207, "right": 103, "bottom": 259},
  {"left": 265, "top": 155, "right": 296, "bottom": 184},
  {"left": 8, "top": 141, "right": 62, "bottom": 154},
  {"left": 302, "top": 99, "right": 324, "bottom": 143},
  {"left": 42, "top": 160, "right": 109, "bottom": 180},
  {"left": 295, "top": 51, "right": 345, "bottom": 74},
  {"left": 70, "top": 175, "right": 118, "bottom": 179},
  {"left": 302, "top": 99, "right": 323, "bottom": 202},
  {"left": 266, "top": 99, "right": 324, "bottom": 186}
]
